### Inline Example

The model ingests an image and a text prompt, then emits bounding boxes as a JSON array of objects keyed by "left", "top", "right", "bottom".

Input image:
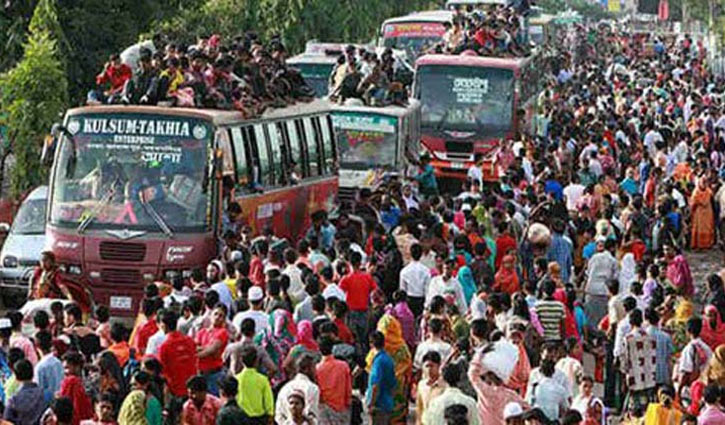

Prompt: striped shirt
[{"left": 534, "top": 299, "right": 566, "bottom": 341}]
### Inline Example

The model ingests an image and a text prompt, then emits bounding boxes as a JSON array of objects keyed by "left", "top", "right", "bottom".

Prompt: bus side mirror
[{"left": 41, "top": 133, "right": 57, "bottom": 167}]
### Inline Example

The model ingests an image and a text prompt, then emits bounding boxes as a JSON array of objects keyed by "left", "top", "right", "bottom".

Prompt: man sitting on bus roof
[{"left": 88, "top": 53, "right": 132, "bottom": 105}]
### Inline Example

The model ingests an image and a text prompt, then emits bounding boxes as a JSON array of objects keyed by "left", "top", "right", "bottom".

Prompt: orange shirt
[{"left": 316, "top": 355, "right": 352, "bottom": 412}]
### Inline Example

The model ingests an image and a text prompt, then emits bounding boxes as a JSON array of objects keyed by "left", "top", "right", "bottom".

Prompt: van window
[
  {"left": 253, "top": 124, "right": 272, "bottom": 186},
  {"left": 230, "top": 127, "right": 251, "bottom": 187},
  {"left": 303, "top": 117, "right": 320, "bottom": 177},
  {"left": 287, "top": 121, "right": 305, "bottom": 178}
]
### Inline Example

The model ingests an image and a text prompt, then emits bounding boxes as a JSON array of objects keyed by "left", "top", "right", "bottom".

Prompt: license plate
[
  {"left": 110, "top": 296, "right": 132, "bottom": 310},
  {"left": 450, "top": 162, "right": 466, "bottom": 169}
]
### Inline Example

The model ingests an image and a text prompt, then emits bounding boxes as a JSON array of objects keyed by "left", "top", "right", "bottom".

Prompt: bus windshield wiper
[
  {"left": 435, "top": 109, "right": 451, "bottom": 132},
  {"left": 77, "top": 180, "right": 118, "bottom": 234},
  {"left": 140, "top": 199, "right": 173, "bottom": 238}
]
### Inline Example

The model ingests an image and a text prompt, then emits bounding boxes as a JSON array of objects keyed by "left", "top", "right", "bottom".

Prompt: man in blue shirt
[
  {"left": 414, "top": 154, "right": 438, "bottom": 198},
  {"left": 547, "top": 219, "right": 573, "bottom": 283},
  {"left": 366, "top": 331, "right": 397, "bottom": 425}
]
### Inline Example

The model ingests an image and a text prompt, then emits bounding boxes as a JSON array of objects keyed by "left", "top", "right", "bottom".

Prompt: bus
[
  {"left": 528, "top": 14, "right": 555, "bottom": 47},
  {"left": 379, "top": 11, "right": 453, "bottom": 60},
  {"left": 331, "top": 100, "right": 421, "bottom": 203},
  {"left": 42, "top": 101, "right": 337, "bottom": 315},
  {"left": 413, "top": 52, "right": 547, "bottom": 182},
  {"left": 287, "top": 42, "right": 413, "bottom": 97}
]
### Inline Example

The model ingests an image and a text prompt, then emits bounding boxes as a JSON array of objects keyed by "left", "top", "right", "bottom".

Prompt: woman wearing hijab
[
  {"left": 366, "top": 314, "right": 412, "bottom": 425},
  {"left": 493, "top": 254, "right": 520, "bottom": 295},
  {"left": 118, "top": 390, "right": 148, "bottom": 425},
  {"left": 583, "top": 398, "right": 604, "bottom": 425},
  {"left": 690, "top": 176, "right": 715, "bottom": 249},
  {"left": 255, "top": 309, "right": 297, "bottom": 388},
  {"left": 283, "top": 320, "right": 320, "bottom": 376},
  {"left": 505, "top": 323, "right": 531, "bottom": 397},
  {"left": 700, "top": 305, "right": 725, "bottom": 350}
]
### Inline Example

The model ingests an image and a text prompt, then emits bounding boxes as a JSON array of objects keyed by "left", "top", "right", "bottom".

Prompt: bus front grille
[
  {"left": 99, "top": 242, "right": 146, "bottom": 262},
  {"left": 100, "top": 269, "right": 141, "bottom": 285},
  {"left": 445, "top": 141, "right": 474, "bottom": 154}
]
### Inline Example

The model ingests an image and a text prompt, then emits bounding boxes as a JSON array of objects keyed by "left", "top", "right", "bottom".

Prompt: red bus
[
  {"left": 43, "top": 101, "right": 337, "bottom": 315},
  {"left": 413, "top": 52, "right": 546, "bottom": 181},
  {"left": 379, "top": 11, "right": 453, "bottom": 60}
]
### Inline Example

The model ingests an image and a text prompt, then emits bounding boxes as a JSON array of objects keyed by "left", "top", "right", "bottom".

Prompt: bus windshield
[
  {"left": 333, "top": 112, "right": 398, "bottom": 171},
  {"left": 417, "top": 65, "right": 514, "bottom": 137},
  {"left": 382, "top": 23, "right": 446, "bottom": 59},
  {"left": 49, "top": 113, "right": 212, "bottom": 233},
  {"left": 288, "top": 62, "right": 334, "bottom": 97}
]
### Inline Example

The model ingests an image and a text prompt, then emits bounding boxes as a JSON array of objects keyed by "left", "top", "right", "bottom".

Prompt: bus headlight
[
  {"left": 68, "top": 265, "right": 82, "bottom": 275},
  {"left": 2, "top": 256, "right": 18, "bottom": 268}
]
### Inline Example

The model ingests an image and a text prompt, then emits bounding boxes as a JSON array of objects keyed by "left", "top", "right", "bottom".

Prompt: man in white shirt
[
  {"left": 644, "top": 126, "right": 664, "bottom": 159},
  {"left": 282, "top": 249, "right": 306, "bottom": 304},
  {"left": 526, "top": 343, "right": 573, "bottom": 401},
  {"left": 467, "top": 155, "right": 484, "bottom": 187},
  {"left": 563, "top": 175, "right": 585, "bottom": 212},
  {"left": 675, "top": 317, "right": 713, "bottom": 391},
  {"left": 232, "top": 286, "right": 270, "bottom": 337},
  {"left": 527, "top": 359, "right": 570, "bottom": 422},
  {"left": 425, "top": 258, "right": 467, "bottom": 314},
  {"left": 413, "top": 318, "right": 452, "bottom": 371},
  {"left": 400, "top": 244, "right": 431, "bottom": 318},
  {"left": 275, "top": 354, "right": 321, "bottom": 424},
  {"left": 145, "top": 314, "right": 167, "bottom": 356}
]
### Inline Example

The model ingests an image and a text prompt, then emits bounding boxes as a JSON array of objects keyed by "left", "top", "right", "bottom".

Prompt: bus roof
[
  {"left": 331, "top": 99, "right": 421, "bottom": 118},
  {"left": 381, "top": 10, "right": 454, "bottom": 25},
  {"left": 65, "top": 99, "right": 332, "bottom": 127},
  {"left": 415, "top": 54, "right": 529, "bottom": 71}
]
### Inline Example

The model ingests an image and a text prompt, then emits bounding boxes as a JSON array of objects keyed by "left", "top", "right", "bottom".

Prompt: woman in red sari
[
  {"left": 690, "top": 177, "right": 715, "bottom": 250},
  {"left": 493, "top": 254, "right": 520, "bottom": 295},
  {"left": 700, "top": 305, "right": 725, "bottom": 351}
]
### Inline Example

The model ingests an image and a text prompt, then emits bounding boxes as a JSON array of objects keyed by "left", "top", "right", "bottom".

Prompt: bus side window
[
  {"left": 230, "top": 127, "right": 251, "bottom": 191},
  {"left": 267, "top": 123, "right": 286, "bottom": 186},
  {"left": 303, "top": 117, "right": 320, "bottom": 177},
  {"left": 294, "top": 119, "right": 309, "bottom": 178},
  {"left": 287, "top": 121, "right": 305, "bottom": 180},
  {"left": 320, "top": 115, "right": 336, "bottom": 174},
  {"left": 253, "top": 124, "right": 273, "bottom": 187},
  {"left": 215, "top": 129, "right": 235, "bottom": 178}
]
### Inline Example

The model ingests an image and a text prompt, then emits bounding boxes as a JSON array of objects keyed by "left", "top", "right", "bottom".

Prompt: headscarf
[
  {"left": 673, "top": 298, "right": 694, "bottom": 323},
  {"left": 494, "top": 254, "right": 520, "bottom": 295},
  {"left": 118, "top": 390, "right": 148, "bottom": 425},
  {"left": 584, "top": 398, "right": 604, "bottom": 425},
  {"left": 386, "top": 302, "right": 416, "bottom": 349},
  {"left": 703, "top": 345, "right": 725, "bottom": 387},
  {"left": 255, "top": 309, "right": 296, "bottom": 386},
  {"left": 296, "top": 320, "right": 319, "bottom": 352},
  {"left": 377, "top": 314, "right": 407, "bottom": 354},
  {"left": 456, "top": 265, "right": 476, "bottom": 306},
  {"left": 618, "top": 253, "right": 636, "bottom": 296},
  {"left": 700, "top": 305, "right": 725, "bottom": 351}
]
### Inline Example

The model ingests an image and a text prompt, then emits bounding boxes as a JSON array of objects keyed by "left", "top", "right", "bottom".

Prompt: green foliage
[
  {"left": 0, "top": 1, "right": 38, "bottom": 73},
  {"left": 152, "top": 0, "right": 437, "bottom": 53},
  {"left": 0, "top": 3, "right": 68, "bottom": 197}
]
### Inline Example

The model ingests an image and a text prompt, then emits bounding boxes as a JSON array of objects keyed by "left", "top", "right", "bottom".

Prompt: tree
[{"left": 0, "top": 0, "right": 67, "bottom": 198}]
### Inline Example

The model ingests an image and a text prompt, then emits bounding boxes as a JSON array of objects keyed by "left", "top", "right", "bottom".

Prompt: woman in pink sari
[{"left": 663, "top": 244, "right": 694, "bottom": 297}]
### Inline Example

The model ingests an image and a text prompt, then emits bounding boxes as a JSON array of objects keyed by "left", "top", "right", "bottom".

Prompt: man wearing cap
[
  {"left": 502, "top": 402, "right": 525, "bottom": 425},
  {"left": 232, "top": 286, "right": 269, "bottom": 337}
]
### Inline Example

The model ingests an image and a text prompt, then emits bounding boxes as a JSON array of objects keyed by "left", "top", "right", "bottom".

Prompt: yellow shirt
[
  {"left": 236, "top": 368, "right": 274, "bottom": 417},
  {"left": 644, "top": 403, "right": 683, "bottom": 425}
]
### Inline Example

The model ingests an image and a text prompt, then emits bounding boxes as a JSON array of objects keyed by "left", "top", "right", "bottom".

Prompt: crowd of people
[
  {"left": 5, "top": 8, "right": 725, "bottom": 425},
  {"left": 87, "top": 33, "right": 315, "bottom": 117},
  {"left": 425, "top": 4, "right": 535, "bottom": 57}
]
